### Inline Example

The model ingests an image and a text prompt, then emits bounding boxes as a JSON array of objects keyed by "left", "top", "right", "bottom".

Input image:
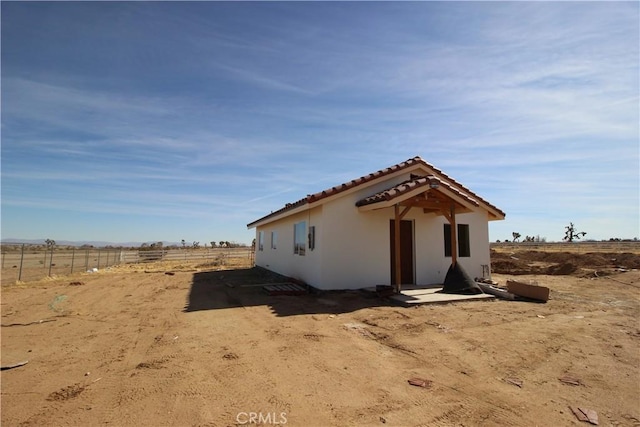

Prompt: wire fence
[{"left": 1, "top": 245, "right": 254, "bottom": 285}]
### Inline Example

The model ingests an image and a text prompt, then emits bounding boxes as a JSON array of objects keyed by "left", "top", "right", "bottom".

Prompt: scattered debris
[
  {"left": 506, "top": 280, "right": 550, "bottom": 302},
  {"left": 69, "top": 281, "right": 85, "bottom": 286},
  {"left": 47, "top": 383, "right": 86, "bottom": 401},
  {"left": 559, "top": 376, "right": 583, "bottom": 386},
  {"left": 536, "top": 315, "right": 546, "bottom": 318},
  {"left": 164, "top": 272, "right": 175, "bottom": 276},
  {"left": 476, "top": 283, "right": 516, "bottom": 300},
  {"left": 263, "top": 283, "right": 307, "bottom": 296},
  {"left": 1, "top": 360, "right": 29, "bottom": 371},
  {"left": 475, "top": 277, "right": 498, "bottom": 285},
  {"left": 1, "top": 319, "right": 56, "bottom": 327},
  {"left": 570, "top": 406, "right": 599, "bottom": 425},
  {"left": 504, "top": 377, "right": 523, "bottom": 388},
  {"left": 408, "top": 377, "right": 432, "bottom": 388},
  {"left": 222, "top": 352, "right": 239, "bottom": 360}
]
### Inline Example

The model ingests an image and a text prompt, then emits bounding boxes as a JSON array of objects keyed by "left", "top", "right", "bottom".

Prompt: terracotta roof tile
[
  {"left": 355, "top": 175, "right": 480, "bottom": 208},
  {"left": 247, "top": 156, "right": 505, "bottom": 228}
]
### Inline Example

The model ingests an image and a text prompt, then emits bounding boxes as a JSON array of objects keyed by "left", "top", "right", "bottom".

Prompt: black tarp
[{"left": 440, "top": 262, "right": 483, "bottom": 294}]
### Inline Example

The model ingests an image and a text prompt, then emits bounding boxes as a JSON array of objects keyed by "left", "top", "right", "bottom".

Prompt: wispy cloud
[{"left": 1, "top": 2, "right": 637, "bottom": 242}]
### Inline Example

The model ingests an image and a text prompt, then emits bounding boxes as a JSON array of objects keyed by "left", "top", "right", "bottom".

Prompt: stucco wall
[
  {"left": 253, "top": 171, "right": 493, "bottom": 290},
  {"left": 414, "top": 210, "right": 491, "bottom": 285},
  {"left": 254, "top": 206, "right": 323, "bottom": 286}
]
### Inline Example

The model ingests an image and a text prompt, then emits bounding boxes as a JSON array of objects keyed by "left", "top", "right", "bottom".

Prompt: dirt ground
[{"left": 1, "top": 252, "right": 639, "bottom": 426}]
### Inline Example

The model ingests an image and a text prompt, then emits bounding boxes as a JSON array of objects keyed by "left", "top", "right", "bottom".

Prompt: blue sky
[{"left": 2, "top": 2, "right": 638, "bottom": 245}]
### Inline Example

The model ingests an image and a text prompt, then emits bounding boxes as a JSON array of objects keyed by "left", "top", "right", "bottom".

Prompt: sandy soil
[{"left": 1, "top": 257, "right": 639, "bottom": 426}]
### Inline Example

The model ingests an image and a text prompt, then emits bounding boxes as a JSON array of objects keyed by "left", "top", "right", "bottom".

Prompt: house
[{"left": 247, "top": 156, "right": 505, "bottom": 291}]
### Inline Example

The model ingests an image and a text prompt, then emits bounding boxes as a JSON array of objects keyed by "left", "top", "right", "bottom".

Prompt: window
[
  {"left": 458, "top": 224, "right": 470, "bottom": 257},
  {"left": 294, "top": 221, "right": 306, "bottom": 255},
  {"left": 444, "top": 224, "right": 470, "bottom": 257},
  {"left": 271, "top": 231, "right": 277, "bottom": 250},
  {"left": 308, "top": 226, "right": 316, "bottom": 251},
  {"left": 444, "top": 224, "right": 452, "bottom": 257},
  {"left": 258, "top": 231, "right": 264, "bottom": 251}
]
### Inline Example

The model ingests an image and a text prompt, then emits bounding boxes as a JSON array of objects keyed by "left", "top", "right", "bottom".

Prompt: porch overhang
[
  {"left": 355, "top": 174, "right": 497, "bottom": 293},
  {"left": 355, "top": 175, "right": 477, "bottom": 217}
]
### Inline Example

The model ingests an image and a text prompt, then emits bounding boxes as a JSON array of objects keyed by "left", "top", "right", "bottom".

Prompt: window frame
[
  {"left": 308, "top": 226, "right": 316, "bottom": 251},
  {"left": 271, "top": 231, "right": 277, "bottom": 250},
  {"left": 294, "top": 221, "right": 306, "bottom": 256},
  {"left": 258, "top": 231, "right": 264, "bottom": 251},
  {"left": 443, "top": 223, "right": 470, "bottom": 258}
]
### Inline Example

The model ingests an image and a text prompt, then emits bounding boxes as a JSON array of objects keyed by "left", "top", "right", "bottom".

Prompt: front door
[{"left": 390, "top": 220, "right": 414, "bottom": 285}]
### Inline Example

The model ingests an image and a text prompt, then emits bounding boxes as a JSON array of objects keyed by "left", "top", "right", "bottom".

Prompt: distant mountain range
[{"left": 0, "top": 238, "right": 184, "bottom": 247}]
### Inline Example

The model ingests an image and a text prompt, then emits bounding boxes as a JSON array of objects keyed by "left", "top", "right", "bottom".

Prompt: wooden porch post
[
  {"left": 394, "top": 204, "right": 402, "bottom": 293},
  {"left": 450, "top": 203, "right": 457, "bottom": 266}
]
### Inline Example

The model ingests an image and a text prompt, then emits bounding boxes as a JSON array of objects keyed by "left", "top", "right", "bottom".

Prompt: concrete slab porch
[{"left": 390, "top": 287, "right": 495, "bottom": 306}]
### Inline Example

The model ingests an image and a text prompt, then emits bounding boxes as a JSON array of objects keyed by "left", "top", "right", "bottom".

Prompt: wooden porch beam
[
  {"left": 394, "top": 204, "right": 402, "bottom": 293},
  {"left": 450, "top": 203, "right": 458, "bottom": 266},
  {"left": 398, "top": 205, "right": 412, "bottom": 220}
]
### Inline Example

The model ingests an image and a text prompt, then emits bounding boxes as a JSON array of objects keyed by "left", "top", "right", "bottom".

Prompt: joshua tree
[
  {"left": 45, "top": 238, "right": 56, "bottom": 248},
  {"left": 192, "top": 241, "right": 200, "bottom": 249},
  {"left": 564, "top": 222, "right": 587, "bottom": 242},
  {"left": 512, "top": 232, "right": 521, "bottom": 242},
  {"left": 181, "top": 239, "right": 186, "bottom": 249},
  {"left": 210, "top": 241, "right": 216, "bottom": 248}
]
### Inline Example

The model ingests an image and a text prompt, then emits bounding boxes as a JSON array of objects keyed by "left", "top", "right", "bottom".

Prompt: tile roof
[
  {"left": 355, "top": 175, "right": 480, "bottom": 208},
  {"left": 247, "top": 156, "right": 505, "bottom": 228}
]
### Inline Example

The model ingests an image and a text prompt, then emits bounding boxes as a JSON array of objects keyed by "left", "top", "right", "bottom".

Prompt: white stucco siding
[
  {"left": 461, "top": 210, "right": 492, "bottom": 280},
  {"left": 320, "top": 194, "right": 391, "bottom": 289},
  {"left": 414, "top": 210, "right": 491, "bottom": 285},
  {"left": 254, "top": 206, "right": 323, "bottom": 286},
  {"left": 252, "top": 169, "right": 494, "bottom": 290},
  {"left": 318, "top": 172, "right": 425, "bottom": 289}
]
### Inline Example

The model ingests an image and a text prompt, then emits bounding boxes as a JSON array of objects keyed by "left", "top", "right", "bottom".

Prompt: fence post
[
  {"left": 1, "top": 252, "right": 4, "bottom": 269},
  {"left": 71, "top": 248, "right": 75, "bottom": 274},
  {"left": 85, "top": 250, "right": 89, "bottom": 271},
  {"left": 43, "top": 250, "right": 47, "bottom": 269},
  {"left": 18, "top": 244, "right": 25, "bottom": 282},
  {"left": 97, "top": 250, "right": 101, "bottom": 269}
]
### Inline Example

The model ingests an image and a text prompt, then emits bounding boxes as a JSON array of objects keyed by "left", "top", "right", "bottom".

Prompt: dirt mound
[
  {"left": 491, "top": 250, "right": 640, "bottom": 276},
  {"left": 545, "top": 262, "right": 577, "bottom": 275},
  {"left": 491, "top": 259, "right": 535, "bottom": 275}
]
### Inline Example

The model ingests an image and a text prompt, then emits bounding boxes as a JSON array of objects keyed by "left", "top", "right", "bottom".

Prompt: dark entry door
[{"left": 390, "top": 220, "right": 414, "bottom": 285}]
